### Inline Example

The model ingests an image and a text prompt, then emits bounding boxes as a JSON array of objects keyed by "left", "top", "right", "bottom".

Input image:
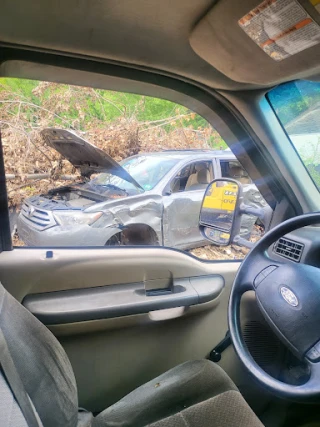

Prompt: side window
[
  {"left": 1, "top": 77, "right": 267, "bottom": 261},
  {"left": 268, "top": 81, "right": 320, "bottom": 191},
  {"left": 171, "top": 161, "right": 213, "bottom": 193},
  {"left": 220, "top": 160, "right": 252, "bottom": 184}
]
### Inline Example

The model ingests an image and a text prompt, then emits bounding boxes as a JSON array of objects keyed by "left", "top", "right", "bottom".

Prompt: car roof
[
  {"left": 1, "top": 1, "right": 319, "bottom": 91},
  {"left": 126, "top": 150, "right": 236, "bottom": 162}
]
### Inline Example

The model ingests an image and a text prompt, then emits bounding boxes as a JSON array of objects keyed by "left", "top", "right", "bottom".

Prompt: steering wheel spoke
[
  {"left": 290, "top": 359, "right": 320, "bottom": 398},
  {"left": 236, "top": 250, "right": 282, "bottom": 294},
  {"left": 306, "top": 360, "right": 320, "bottom": 388}
]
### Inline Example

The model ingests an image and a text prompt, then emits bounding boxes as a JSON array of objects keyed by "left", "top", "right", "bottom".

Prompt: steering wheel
[{"left": 229, "top": 212, "right": 320, "bottom": 400}]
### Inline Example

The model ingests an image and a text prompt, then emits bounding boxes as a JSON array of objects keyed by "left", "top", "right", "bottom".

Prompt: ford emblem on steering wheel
[{"left": 280, "top": 286, "right": 299, "bottom": 307}]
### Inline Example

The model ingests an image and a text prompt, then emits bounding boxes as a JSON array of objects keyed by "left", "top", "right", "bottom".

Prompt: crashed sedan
[{"left": 17, "top": 128, "right": 267, "bottom": 248}]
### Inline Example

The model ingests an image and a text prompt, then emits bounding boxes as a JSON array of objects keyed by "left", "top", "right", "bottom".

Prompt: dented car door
[
  {"left": 162, "top": 188, "right": 208, "bottom": 249},
  {"left": 162, "top": 160, "right": 214, "bottom": 249}
]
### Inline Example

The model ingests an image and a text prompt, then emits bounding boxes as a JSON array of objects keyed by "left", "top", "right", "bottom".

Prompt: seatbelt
[{"left": 0, "top": 327, "right": 41, "bottom": 427}]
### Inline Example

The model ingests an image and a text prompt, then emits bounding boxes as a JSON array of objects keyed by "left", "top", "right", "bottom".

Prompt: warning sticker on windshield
[{"left": 239, "top": 0, "right": 320, "bottom": 61}]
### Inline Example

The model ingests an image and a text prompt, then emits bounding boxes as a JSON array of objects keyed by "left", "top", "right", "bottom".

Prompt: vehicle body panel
[
  {"left": 18, "top": 192, "right": 164, "bottom": 246},
  {"left": 17, "top": 148, "right": 266, "bottom": 248},
  {"left": 163, "top": 188, "right": 208, "bottom": 249}
]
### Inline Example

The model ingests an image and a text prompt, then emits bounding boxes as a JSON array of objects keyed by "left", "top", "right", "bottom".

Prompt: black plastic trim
[{"left": 0, "top": 131, "right": 12, "bottom": 251}]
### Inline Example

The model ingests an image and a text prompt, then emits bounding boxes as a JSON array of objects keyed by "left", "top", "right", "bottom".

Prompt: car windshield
[
  {"left": 268, "top": 80, "right": 320, "bottom": 191},
  {"left": 86, "top": 155, "right": 179, "bottom": 193}
]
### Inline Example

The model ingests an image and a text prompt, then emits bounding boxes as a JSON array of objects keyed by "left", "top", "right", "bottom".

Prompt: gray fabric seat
[
  {"left": 0, "top": 282, "right": 263, "bottom": 427},
  {"left": 94, "top": 359, "right": 263, "bottom": 427}
]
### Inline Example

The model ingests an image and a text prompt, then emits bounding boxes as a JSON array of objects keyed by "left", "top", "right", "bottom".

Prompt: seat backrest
[
  {"left": 0, "top": 283, "right": 78, "bottom": 427},
  {"left": 186, "top": 163, "right": 210, "bottom": 190},
  {"left": 197, "top": 169, "right": 210, "bottom": 185},
  {"left": 228, "top": 166, "right": 251, "bottom": 185},
  {"left": 187, "top": 168, "right": 210, "bottom": 190},
  {"left": 185, "top": 172, "right": 198, "bottom": 189},
  {"left": 0, "top": 370, "right": 29, "bottom": 427}
]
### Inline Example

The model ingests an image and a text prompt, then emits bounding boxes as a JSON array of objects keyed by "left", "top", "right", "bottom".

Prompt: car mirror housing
[
  {"left": 199, "top": 179, "right": 242, "bottom": 246},
  {"left": 199, "top": 178, "right": 242, "bottom": 246},
  {"left": 199, "top": 178, "right": 273, "bottom": 248}
]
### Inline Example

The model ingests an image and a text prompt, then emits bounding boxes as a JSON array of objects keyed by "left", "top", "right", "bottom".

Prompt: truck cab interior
[{"left": 1, "top": 0, "right": 320, "bottom": 426}]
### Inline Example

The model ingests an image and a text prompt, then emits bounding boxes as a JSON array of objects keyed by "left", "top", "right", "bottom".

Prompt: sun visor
[{"left": 190, "top": 0, "right": 320, "bottom": 86}]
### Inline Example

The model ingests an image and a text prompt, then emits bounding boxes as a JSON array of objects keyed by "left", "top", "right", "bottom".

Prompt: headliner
[{"left": 0, "top": 0, "right": 320, "bottom": 90}]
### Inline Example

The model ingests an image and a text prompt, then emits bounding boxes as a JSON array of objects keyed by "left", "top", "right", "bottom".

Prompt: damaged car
[{"left": 17, "top": 128, "right": 267, "bottom": 248}]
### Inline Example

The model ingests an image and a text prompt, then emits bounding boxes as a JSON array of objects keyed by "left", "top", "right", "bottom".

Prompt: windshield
[
  {"left": 268, "top": 80, "right": 320, "bottom": 191},
  {"left": 86, "top": 155, "right": 179, "bottom": 193}
]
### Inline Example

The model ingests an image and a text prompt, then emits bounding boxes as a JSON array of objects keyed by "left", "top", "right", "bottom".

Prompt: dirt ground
[
  {"left": 190, "top": 243, "right": 249, "bottom": 260},
  {"left": 190, "top": 225, "right": 262, "bottom": 260}
]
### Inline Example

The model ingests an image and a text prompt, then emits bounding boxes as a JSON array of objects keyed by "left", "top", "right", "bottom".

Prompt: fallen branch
[
  {"left": 6, "top": 173, "right": 78, "bottom": 180},
  {"left": 0, "top": 100, "right": 73, "bottom": 127},
  {"left": 7, "top": 178, "right": 42, "bottom": 193}
]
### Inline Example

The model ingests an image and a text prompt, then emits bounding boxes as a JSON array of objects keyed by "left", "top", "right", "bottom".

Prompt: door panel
[
  {"left": 0, "top": 247, "right": 233, "bottom": 299},
  {"left": 163, "top": 190, "right": 207, "bottom": 248},
  {"left": 162, "top": 160, "right": 214, "bottom": 249},
  {"left": 0, "top": 247, "right": 240, "bottom": 412}
]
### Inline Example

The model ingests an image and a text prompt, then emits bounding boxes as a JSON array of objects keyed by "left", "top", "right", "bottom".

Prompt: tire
[
  {"left": 105, "top": 233, "right": 122, "bottom": 246},
  {"left": 105, "top": 226, "right": 159, "bottom": 246}
]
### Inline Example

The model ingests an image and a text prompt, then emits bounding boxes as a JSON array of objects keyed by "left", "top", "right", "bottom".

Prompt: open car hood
[{"left": 41, "top": 128, "right": 143, "bottom": 190}]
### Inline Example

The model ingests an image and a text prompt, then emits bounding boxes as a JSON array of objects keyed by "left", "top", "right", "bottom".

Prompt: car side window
[
  {"left": 2, "top": 77, "right": 268, "bottom": 261},
  {"left": 170, "top": 161, "right": 213, "bottom": 193},
  {"left": 220, "top": 160, "right": 252, "bottom": 184}
]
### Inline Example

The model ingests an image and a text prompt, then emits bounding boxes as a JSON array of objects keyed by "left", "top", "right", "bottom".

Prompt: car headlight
[{"left": 53, "top": 211, "right": 103, "bottom": 227}]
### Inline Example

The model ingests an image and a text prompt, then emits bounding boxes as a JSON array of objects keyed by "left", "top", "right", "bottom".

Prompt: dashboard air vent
[{"left": 273, "top": 237, "right": 304, "bottom": 262}]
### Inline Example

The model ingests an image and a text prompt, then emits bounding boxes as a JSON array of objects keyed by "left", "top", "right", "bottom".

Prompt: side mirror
[
  {"left": 199, "top": 179, "right": 242, "bottom": 246},
  {"left": 199, "top": 178, "right": 273, "bottom": 247}
]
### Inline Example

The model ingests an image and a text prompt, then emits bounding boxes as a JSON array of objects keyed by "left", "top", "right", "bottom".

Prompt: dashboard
[{"left": 269, "top": 226, "right": 320, "bottom": 268}]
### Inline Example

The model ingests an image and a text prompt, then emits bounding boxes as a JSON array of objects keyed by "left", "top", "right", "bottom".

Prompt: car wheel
[
  {"left": 105, "top": 233, "right": 123, "bottom": 246},
  {"left": 105, "top": 225, "right": 159, "bottom": 246}
]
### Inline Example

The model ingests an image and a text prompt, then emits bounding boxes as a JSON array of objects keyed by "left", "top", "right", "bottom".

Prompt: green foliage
[
  {"left": 0, "top": 78, "right": 39, "bottom": 103},
  {"left": 0, "top": 78, "right": 219, "bottom": 136},
  {"left": 268, "top": 80, "right": 320, "bottom": 126},
  {"left": 297, "top": 136, "right": 320, "bottom": 191},
  {"left": 269, "top": 81, "right": 320, "bottom": 191},
  {"left": 306, "top": 165, "right": 320, "bottom": 191}
]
